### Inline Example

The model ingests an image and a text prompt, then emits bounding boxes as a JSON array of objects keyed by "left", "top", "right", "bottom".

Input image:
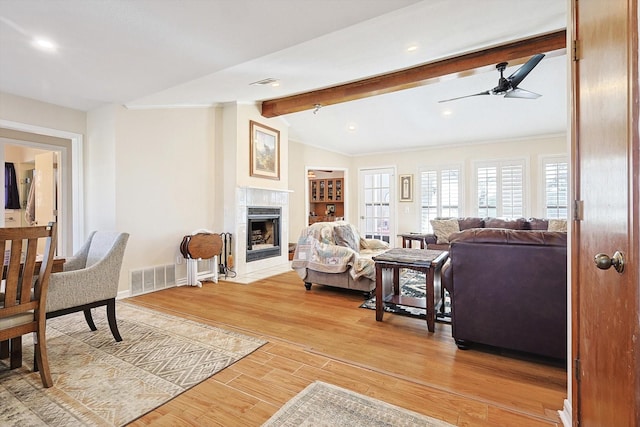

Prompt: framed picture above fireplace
[{"left": 250, "top": 120, "right": 280, "bottom": 180}]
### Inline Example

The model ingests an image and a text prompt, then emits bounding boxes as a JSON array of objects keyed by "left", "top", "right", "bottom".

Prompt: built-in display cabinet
[{"left": 309, "top": 178, "right": 344, "bottom": 224}]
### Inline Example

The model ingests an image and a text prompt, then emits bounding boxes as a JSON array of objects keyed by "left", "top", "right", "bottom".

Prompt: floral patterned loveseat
[{"left": 291, "top": 221, "right": 389, "bottom": 297}]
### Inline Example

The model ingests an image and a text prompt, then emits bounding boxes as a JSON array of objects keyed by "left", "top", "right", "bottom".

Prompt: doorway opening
[
  {"left": 307, "top": 168, "right": 347, "bottom": 225},
  {"left": 2, "top": 141, "right": 63, "bottom": 252}
]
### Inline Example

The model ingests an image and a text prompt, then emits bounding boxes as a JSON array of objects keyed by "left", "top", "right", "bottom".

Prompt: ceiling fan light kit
[{"left": 439, "top": 53, "right": 545, "bottom": 103}]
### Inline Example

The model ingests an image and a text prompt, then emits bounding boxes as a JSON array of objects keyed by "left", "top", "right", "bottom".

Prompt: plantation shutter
[
  {"left": 477, "top": 166, "right": 497, "bottom": 217},
  {"left": 441, "top": 169, "right": 459, "bottom": 218},
  {"left": 544, "top": 160, "right": 569, "bottom": 218},
  {"left": 501, "top": 164, "right": 523, "bottom": 217},
  {"left": 420, "top": 167, "right": 461, "bottom": 233},
  {"left": 420, "top": 170, "right": 438, "bottom": 232}
]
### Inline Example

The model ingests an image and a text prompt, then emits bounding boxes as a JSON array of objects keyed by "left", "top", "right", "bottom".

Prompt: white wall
[
  {"left": 220, "top": 103, "right": 290, "bottom": 233},
  {"left": 86, "top": 105, "right": 118, "bottom": 231},
  {"left": 0, "top": 92, "right": 86, "bottom": 134},
  {"left": 107, "top": 106, "right": 218, "bottom": 287}
]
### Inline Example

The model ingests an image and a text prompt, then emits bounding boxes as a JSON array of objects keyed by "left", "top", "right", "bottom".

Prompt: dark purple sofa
[{"left": 441, "top": 228, "right": 567, "bottom": 360}]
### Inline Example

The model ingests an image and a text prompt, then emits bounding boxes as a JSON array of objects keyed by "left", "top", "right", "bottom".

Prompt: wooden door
[
  {"left": 359, "top": 168, "right": 394, "bottom": 243},
  {"left": 573, "top": 0, "right": 639, "bottom": 424}
]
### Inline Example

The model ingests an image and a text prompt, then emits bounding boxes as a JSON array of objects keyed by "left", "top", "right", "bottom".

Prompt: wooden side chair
[{"left": 0, "top": 223, "right": 57, "bottom": 388}]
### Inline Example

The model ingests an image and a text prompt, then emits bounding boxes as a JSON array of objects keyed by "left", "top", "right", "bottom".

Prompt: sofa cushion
[
  {"left": 430, "top": 218, "right": 460, "bottom": 244},
  {"left": 527, "top": 217, "right": 549, "bottom": 230},
  {"left": 484, "top": 217, "right": 528, "bottom": 230},
  {"left": 457, "top": 217, "right": 484, "bottom": 230},
  {"left": 333, "top": 224, "right": 360, "bottom": 253},
  {"left": 548, "top": 219, "right": 568, "bottom": 232},
  {"left": 449, "top": 228, "right": 568, "bottom": 247}
]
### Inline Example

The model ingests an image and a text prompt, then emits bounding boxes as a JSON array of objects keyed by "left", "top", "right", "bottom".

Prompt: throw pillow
[
  {"left": 333, "top": 224, "right": 360, "bottom": 252},
  {"left": 430, "top": 219, "right": 460, "bottom": 244},
  {"left": 548, "top": 219, "right": 567, "bottom": 232},
  {"left": 360, "top": 238, "right": 389, "bottom": 250}
]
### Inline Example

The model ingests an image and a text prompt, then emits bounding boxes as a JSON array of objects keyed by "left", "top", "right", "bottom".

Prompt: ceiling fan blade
[
  {"left": 438, "top": 90, "right": 491, "bottom": 103},
  {"left": 504, "top": 88, "right": 542, "bottom": 99},
  {"left": 507, "top": 53, "right": 545, "bottom": 88}
]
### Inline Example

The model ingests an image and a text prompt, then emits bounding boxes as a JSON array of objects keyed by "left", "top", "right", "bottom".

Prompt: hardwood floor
[{"left": 126, "top": 270, "right": 566, "bottom": 426}]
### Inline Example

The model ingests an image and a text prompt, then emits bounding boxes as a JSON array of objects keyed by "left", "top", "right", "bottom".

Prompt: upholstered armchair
[{"left": 46, "top": 231, "right": 129, "bottom": 342}]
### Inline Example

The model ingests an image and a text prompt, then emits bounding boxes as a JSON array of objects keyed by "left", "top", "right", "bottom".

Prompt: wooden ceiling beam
[{"left": 260, "top": 29, "right": 566, "bottom": 118}]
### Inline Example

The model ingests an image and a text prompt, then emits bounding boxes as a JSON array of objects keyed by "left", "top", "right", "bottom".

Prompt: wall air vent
[{"left": 130, "top": 264, "right": 177, "bottom": 296}]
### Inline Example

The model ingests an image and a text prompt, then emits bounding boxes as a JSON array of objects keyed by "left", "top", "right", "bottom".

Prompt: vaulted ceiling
[{"left": 0, "top": 0, "right": 567, "bottom": 155}]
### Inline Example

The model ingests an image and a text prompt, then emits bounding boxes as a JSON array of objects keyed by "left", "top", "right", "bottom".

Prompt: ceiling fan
[{"left": 439, "top": 53, "right": 545, "bottom": 103}]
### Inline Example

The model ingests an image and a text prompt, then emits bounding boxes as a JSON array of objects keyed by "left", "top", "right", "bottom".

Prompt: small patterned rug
[
  {"left": 359, "top": 269, "right": 451, "bottom": 321},
  {"left": 262, "top": 381, "right": 454, "bottom": 426},
  {"left": 0, "top": 302, "right": 266, "bottom": 426}
]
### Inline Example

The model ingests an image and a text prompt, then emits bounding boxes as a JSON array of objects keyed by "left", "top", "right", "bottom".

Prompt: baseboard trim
[
  {"left": 117, "top": 289, "right": 131, "bottom": 300},
  {"left": 558, "top": 399, "right": 572, "bottom": 427}
]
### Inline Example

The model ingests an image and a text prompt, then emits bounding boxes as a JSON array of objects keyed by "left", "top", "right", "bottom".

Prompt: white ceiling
[{"left": 0, "top": 0, "right": 567, "bottom": 155}]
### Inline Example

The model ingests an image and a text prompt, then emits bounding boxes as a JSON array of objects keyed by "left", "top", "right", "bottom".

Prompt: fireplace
[{"left": 246, "top": 206, "right": 281, "bottom": 262}]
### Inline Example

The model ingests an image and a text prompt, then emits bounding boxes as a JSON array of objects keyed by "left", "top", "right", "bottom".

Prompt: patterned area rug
[
  {"left": 360, "top": 269, "right": 451, "bottom": 321},
  {"left": 262, "top": 381, "right": 454, "bottom": 426},
  {"left": 0, "top": 302, "right": 266, "bottom": 426}
]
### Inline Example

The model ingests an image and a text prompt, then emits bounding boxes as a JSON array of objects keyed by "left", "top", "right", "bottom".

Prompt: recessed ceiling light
[
  {"left": 407, "top": 45, "right": 419, "bottom": 52},
  {"left": 442, "top": 109, "right": 453, "bottom": 117},
  {"left": 270, "top": 81, "right": 280, "bottom": 87},
  {"left": 347, "top": 122, "right": 358, "bottom": 132},
  {"left": 32, "top": 37, "right": 57, "bottom": 53}
]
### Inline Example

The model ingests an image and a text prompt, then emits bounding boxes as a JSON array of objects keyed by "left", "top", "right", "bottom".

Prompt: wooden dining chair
[{"left": 0, "top": 223, "right": 57, "bottom": 388}]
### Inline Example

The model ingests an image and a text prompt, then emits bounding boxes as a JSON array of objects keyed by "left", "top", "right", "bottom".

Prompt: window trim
[{"left": 473, "top": 158, "right": 528, "bottom": 218}]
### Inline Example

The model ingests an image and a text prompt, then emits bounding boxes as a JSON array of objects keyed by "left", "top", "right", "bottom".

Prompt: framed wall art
[
  {"left": 249, "top": 120, "right": 280, "bottom": 180},
  {"left": 400, "top": 174, "right": 413, "bottom": 202}
]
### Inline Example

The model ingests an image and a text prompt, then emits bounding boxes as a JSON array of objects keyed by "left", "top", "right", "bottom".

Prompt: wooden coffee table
[{"left": 373, "top": 248, "right": 448, "bottom": 332}]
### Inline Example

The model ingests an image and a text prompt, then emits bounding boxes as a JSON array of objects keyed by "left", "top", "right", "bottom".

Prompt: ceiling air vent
[{"left": 250, "top": 78, "right": 279, "bottom": 86}]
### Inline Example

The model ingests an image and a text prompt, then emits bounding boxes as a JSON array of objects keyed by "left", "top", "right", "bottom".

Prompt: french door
[{"left": 358, "top": 168, "right": 395, "bottom": 244}]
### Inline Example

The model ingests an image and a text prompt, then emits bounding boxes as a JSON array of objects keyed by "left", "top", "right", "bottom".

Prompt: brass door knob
[{"left": 594, "top": 251, "right": 625, "bottom": 273}]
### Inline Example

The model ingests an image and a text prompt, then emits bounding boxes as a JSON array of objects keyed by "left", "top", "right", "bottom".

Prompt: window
[
  {"left": 543, "top": 158, "right": 568, "bottom": 218},
  {"left": 420, "top": 167, "right": 460, "bottom": 232},
  {"left": 475, "top": 160, "right": 525, "bottom": 218}
]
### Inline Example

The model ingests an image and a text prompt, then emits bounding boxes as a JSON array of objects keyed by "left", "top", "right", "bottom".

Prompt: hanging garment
[{"left": 4, "top": 163, "right": 20, "bottom": 209}]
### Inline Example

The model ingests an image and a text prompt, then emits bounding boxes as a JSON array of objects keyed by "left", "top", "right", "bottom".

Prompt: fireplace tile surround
[{"left": 232, "top": 187, "right": 291, "bottom": 279}]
